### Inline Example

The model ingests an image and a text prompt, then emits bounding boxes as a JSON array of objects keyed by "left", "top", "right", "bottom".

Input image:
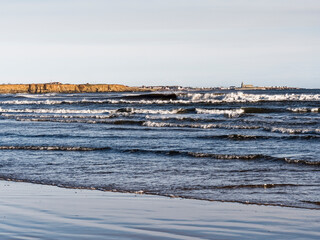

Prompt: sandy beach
[{"left": 0, "top": 181, "right": 318, "bottom": 240}]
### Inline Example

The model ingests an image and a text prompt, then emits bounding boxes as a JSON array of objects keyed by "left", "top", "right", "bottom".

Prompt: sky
[{"left": 0, "top": 0, "right": 319, "bottom": 88}]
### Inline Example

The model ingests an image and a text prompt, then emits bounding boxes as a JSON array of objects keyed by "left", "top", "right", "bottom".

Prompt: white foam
[
  {"left": 1, "top": 92, "right": 320, "bottom": 105},
  {"left": 1, "top": 113, "right": 114, "bottom": 119},
  {"left": 0, "top": 107, "right": 116, "bottom": 114},
  {"left": 0, "top": 146, "right": 102, "bottom": 151},
  {"left": 288, "top": 108, "right": 308, "bottom": 112},
  {"left": 269, "top": 127, "right": 320, "bottom": 134},
  {"left": 224, "top": 92, "right": 320, "bottom": 102},
  {"left": 142, "top": 121, "right": 259, "bottom": 130},
  {"left": 121, "top": 108, "right": 184, "bottom": 115},
  {"left": 16, "top": 93, "right": 58, "bottom": 97},
  {"left": 185, "top": 93, "right": 222, "bottom": 101},
  {"left": 0, "top": 107, "right": 191, "bottom": 115},
  {"left": 288, "top": 107, "right": 319, "bottom": 113},
  {"left": 1, "top": 93, "right": 319, "bottom": 106},
  {"left": 185, "top": 92, "right": 320, "bottom": 103},
  {"left": 0, "top": 99, "right": 109, "bottom": 105},
  {"left": 145, "top": 115, "right": 203, "bottom": 121},
  {"left": 196, "top": 108, "right": 244, "bottom": 117},
  {"left": 16, "top": 94, "right": 42, "bottom": 99},
  {"left": 142, "top": 121, "right": 219, "bottom": 129}
]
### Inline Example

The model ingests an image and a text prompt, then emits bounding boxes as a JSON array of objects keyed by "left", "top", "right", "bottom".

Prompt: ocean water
[{"left": 0, "top": 89, "right": 319, "bottom": 209}]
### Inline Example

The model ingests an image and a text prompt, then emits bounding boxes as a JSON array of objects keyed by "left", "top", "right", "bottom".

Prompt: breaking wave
[
  {"left": 195, "top": 108, "right": 244, "bottom": 117},
  {"left": 4, "top": 144, "right": 316, "bottom": 167},
  {"left": 1, "top": 113, "right": 116, "bottom": 120},
  {"left": 0, "top": 107, "right": 115, "bottom": 114},
  {"left": 185, "top": 92, "right": 320, "bottom": 103},
  {"left": 116, "top": 107, "right": 194, "bottom": 115},
  {"left": 0, "top": 146, "right": 111, "bottom": 151},
  {"left": 142, "top": 121, "right": 259, "bottom": 129},
  {"left": 2, "top": 92, "right": 320, "bottom": 105},
  {"left": 0, "top": 106, "right": 318, "bottom": 120},
  {"left": 288, "top": 107, "right": 320, "bottom": 113},
  {"left": 123, "top": 149, "right": 320, "bottom": 166},
  {"left": 198, "top": 134, "right": 320, "bottom": 140},
  {"left": 177, "top": 183, "right": 301, "bottom": 190},
  {"left": 268, "top": 127, "right": 320, "bottom": 135},
  {"left": 4, "top": 114, "right": 320, "bottom": 135},
  {"left": 1, "top": 107, "right": 240, "bottom": 116}
]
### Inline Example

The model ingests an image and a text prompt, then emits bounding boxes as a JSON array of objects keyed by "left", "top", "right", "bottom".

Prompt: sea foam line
[
  {"left": 287, "top": 107, "right": 320, "bottom": 113},
  {"left": 196, "top": 108, "right": 244, "bottom": 117},
  {"left": 0, "top": 145, "right": 319, "bottom": 167},
  {"left": 0, "top": 107, "right": 115, "bottom": 114},
  {"left": 0, "top": 146, "right": 111, "bottom": 151},
  {"left": 268, "top": 127, "right": 320, "bottom": 135},
  {"left": 0, "top": 107, "right": 244, "bottom": 117},
  {"left": 1, "top": 106, "right": 318, "bottom": 118},
  {"left": 124, "top": 149, "right": 320, "bottom": 166},
  {"left": 10, "top": 117, "right": 258, "bottom": 129},
  {"left": 1, "top": 92, "right": 320, "bottom": 105},
  {"left": 1, "top": 113, "right": 116, "bottom": 119},
  {"left": 7, "top": 116, "right": 320, "bottom": 134},
  {"left": 186, "top": 92, "right": 320, "bottom": 102}
]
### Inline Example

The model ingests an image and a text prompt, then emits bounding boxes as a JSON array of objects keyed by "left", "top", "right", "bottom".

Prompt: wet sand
[{"left": 0, "top": 181, "right": 319, "bottom": 240}]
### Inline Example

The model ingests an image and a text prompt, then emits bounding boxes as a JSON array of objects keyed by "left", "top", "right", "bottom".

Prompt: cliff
[{"left": 0, "top": 84, "right": 142, "bottom": 94}]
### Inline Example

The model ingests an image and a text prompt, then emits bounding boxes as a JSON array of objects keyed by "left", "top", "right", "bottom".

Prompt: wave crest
[{"left": 0, "top": 146, "right": 111, "bottom": 151}]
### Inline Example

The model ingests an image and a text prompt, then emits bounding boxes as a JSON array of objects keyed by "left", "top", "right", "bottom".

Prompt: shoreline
[
  {"left": 1, "top": 178, "right": 318, "bottom": 210},
  {"left": 0, "top": 180, "right": 319, "bottom": 239}
]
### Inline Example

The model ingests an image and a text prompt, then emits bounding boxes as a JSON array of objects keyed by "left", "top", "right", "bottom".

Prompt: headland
[{"left": 0, "top": 83, "right": 141, "bottom": 94}]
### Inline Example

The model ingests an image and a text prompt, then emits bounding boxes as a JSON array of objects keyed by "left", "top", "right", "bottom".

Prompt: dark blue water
[{"left": 0, "top": 89, "right": 319, "bottom": 209}]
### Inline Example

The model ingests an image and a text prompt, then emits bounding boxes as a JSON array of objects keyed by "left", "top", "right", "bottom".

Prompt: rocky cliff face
[{"left": 0, "top": 84, "right": 141, "bottom": 94}]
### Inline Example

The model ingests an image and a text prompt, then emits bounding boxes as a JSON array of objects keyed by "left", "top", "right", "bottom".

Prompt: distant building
[
  {"left": 238, "top": 82, "right": 266, "bottom": 90},
  {"left": 241, "top": 82, "right": 254, "bottom": 88}
]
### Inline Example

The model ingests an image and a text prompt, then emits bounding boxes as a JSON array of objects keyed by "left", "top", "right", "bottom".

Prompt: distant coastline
[
  {"left": 0, "top": 82, "right": 302, "bottom": 94},
  {"left": 140, "top": 83, "right": 301, "bottom": 91},
  {"left": 233, "top": 82, "right": 301, "bottom": 91},
  {"left": 0, "top": 83, "right": 142, "bottom": 94}
]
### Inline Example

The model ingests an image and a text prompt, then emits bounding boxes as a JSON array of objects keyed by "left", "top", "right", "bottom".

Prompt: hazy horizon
[{"left": 0, "top": 0, "right": 319, "bottom": 88}]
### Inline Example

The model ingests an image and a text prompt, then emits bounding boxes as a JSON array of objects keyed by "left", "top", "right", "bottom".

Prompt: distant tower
[{"left": 241, "top": 82, "right": 244, "bottom": 88}]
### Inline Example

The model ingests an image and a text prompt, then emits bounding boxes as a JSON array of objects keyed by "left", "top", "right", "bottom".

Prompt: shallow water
[
  {"left": 0, "top": 89, "right": 319, "bottom": 209},
  {"left": 1, "top": 181, "right": 319, "bottom": 240}
]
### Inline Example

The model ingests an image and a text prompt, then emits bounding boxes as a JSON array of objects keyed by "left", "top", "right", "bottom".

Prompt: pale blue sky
[{"left": 0, "top": 0, "right": 319, "bottom": 88}]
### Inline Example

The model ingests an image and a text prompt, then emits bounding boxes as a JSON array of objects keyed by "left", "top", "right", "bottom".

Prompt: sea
[{"left": 0, "top": 89, "right": 319, "bottom": 209}]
